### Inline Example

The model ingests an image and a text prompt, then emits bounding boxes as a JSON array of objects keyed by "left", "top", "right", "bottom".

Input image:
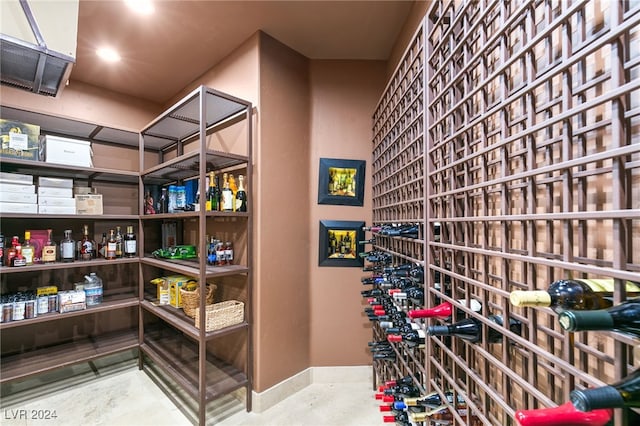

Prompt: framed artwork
[
  {"left": 317, "top": 158, "right": 365, "bottom": 206},
  {"left": 318, "top": 220, "right": 365, "bottom": 267}
]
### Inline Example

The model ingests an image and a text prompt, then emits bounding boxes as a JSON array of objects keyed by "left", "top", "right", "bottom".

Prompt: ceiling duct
[{"left": 0, "top": 0, "right": 78, "bottom": 97}]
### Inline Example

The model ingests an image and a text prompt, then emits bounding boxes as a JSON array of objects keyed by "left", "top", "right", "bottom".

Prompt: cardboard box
[
  {"left": 0, "top": 183, "right": 36, "bottom": 193},
  {"left": 73, "top": 186, "right": 93, "bottom": 195},
  {"left": 26, "top": 229, "right": 50, "bottom": 262},
  {"left": 38, "top": 176, "right": 73, "bottom": 188},
  {"left": 38, "top": 205, "right": 76, "bottom": 214},
  {"left": 0, "top": 119, "right": 40, "bottom": 161},
  {"left": 75, "top": 194, "right": 103, "bottom": 215},
  {"left": 38, "top": 196, "right": 76, "bottom": 207},
  {"left": 167, "top": 275, "right": 192, "bottom": 308},
  {"left": 42, "top": 135, "right": 92, "bottom": 168},
  {"left": 0, "top": 192, "right": 37, "bottom": 204},
  {"left": 0, "top": 202, "right": 38, "bottom": 214},
  {"left": 58, "top": 290, "right": 86, "bottom": 313},
  {"left": 38, "top": 186, "right": 73, "bottom": 198},
  {"left": 0, "top": 171, "right": 34, "bottom": 185}
]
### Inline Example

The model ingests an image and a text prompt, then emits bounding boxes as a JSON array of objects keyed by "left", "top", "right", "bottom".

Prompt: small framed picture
[
  {"left": 318, "top": 220, "right": 365, "bottom": 267},
  {"left": 317, "top": 158, "right": 365, "bottom": 206}
]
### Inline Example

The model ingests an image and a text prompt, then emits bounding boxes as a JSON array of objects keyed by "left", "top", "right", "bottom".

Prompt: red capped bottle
[{"left": 515, "top": 401, "right": 612, "bottom": 426}]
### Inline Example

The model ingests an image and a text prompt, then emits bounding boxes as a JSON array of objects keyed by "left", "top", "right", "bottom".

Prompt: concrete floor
[{"left": 0, "top": 356, "right": 386, "bottom": 426}]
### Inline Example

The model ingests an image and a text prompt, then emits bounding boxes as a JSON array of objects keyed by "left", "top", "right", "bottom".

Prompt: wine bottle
[
  {"left": 235, "top": 174, "right": 247, "bottom": 212},
  {"left": 124, "top": 226, "right": 137, "bottom": 257},
  {"left": 514, "top": 401, "right": 612, "bottom": 426},
  {"left": 398, "top": 390, "right": 466, "bottom": 409},
  {"left": 427, "top": 315, "right": 521, "bottom": 343},
  {"left": 409, "top": 299, "right": 482, "bottom": 320},
  {"left": 221, "top": 172, "right": 233, "bottom": 211},
  {"left": 206, "top": 171, "right": 218, "bottom": 211},
  {"left": 558, "top": 298, "right": 640, "bottom": 336},
  {"left": 387, "top": 329, "right": 426, "bottom": 348},
  {"left": 510, "top": 279, "right": 640, "bottom": 313},
  {"left": 114, "top": 226, "right": 123, "bottom": 258},
  {"left": 570, "top": 368, "right": 640, "bottom": 411},
  {"left": 409, "top": 405, "right": 471, "bottom": 422}
]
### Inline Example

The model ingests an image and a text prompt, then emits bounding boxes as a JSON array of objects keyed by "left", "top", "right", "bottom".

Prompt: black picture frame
[
  {"left": 319, "top": 220, "right": 365, "bottom": 267},
  {"left": 317, "top": 158, "right": 365, "bottom": 206}
]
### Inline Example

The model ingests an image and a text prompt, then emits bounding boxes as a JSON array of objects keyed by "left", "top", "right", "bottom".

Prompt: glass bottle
[
  {"left": 124, "top": 226, "right": 137, "bottom": 258},
  {"left": 427, "top": 315, "right": 521, "bottom": 344},
  {"left": 5, "top": 236, "right": 19, "bottom": 266},
  {"left": 106, "top": 229, "right": 117, "bottom": 260},
  {"left": 224, "top": 241, "right": 233, "bottom": 265},
  {"left": 60, "top": 230, "right": 75, "bottom": 263},
  {"left": 228, "top": 174, "right": 237, "bottom": 211},
  {"left": 206, "top": 171, "right": 218, "bottom": 211},
  {"left": 570, "top": 368, "right": 640, "bottom": 411},
  {"left": 97, "top": 232, "right": 107, "bottom": 258},
  {"left": 168, "top": 185, "right": 177, "bottom": 213},
  {"left": 157, "top": 187, "right": 168, "bottom": 214},
  {"left": 235, "top": 174, "right": 247, "bottom": 212},
  {"left": 515, "top": 401, "right": 612, "bottom": 426},
  {"left": 221, "top": 173, "right": 233, "bottom": 211},
  {"left": 42, "top": 229, "right": 57, "bottom": 263},
  {"left": 510, "top": 278, "right": 640, "bottom": 313},
  {"left": 207, "top": 236, "right": 217, "bottom": 265},
  {"left": 11, "top": 245, "right": 26, "bottom": 267},
  {"left": 409, "top": 299, "right": 482, "bottom": 320},
  {"left": 558, "top": 298, "right": 640, "bottom": 336},
  {"left": 399, "top": 390, "right": 466, "bottom": 409},
  {"left": 216, "top": 241, "right": 226, "bottom": 266},
  {"left": 114, "top": 226, "right": 123, "bottom": 258},
  {"left": 78, "top": 224, "right": 96, "bottom": 261},
  {"left": 0, "top": 231, "right": 4, "bottom": 264},
  {"left": 21, "top": 231, "right": 34, "bottom": 265}
]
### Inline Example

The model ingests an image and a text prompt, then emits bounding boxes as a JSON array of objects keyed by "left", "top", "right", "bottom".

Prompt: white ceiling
[{"left": 72, "top": 0, "right": 416, "bottom": 104}]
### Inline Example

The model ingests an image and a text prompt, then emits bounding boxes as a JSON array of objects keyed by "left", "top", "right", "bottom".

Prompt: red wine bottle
[
  {"left": 427, "top": 315, "right": 521, "bottom": 343},
  {"left": 558, "top": 298, "right": 640, "bottom": 336},
  {"left": 514, "top": 401, "right": 612, "bottom": 426},
  {"left": 387, "top": 329, "right": 426, "bottom": 348},
  {"left": 570, "top": 368, "right": 640, "bottom": 411}
]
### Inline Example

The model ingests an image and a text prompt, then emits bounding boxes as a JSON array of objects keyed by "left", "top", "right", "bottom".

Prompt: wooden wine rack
[{"left": 370, "top": 1, "right": 640, "bottom": 425}]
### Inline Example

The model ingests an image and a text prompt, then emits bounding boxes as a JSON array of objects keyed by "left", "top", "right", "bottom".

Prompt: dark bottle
[
  {"left": 379, "top": 224, "right": 419, "bottom": 239},
  {"left": 383, "top": 376, "right": 415, "bottom": 389},
  {"left": 558, "top": 298, "right": 640, "bottom": 336},
  {"left": 0, "top": 231, "right": 4, "bottom": 264},
  {"left": 510, "top": 279, "right": 640, "bottom": 313},
  {"left": 387, "top": 329, "right": 426, "bottom": 348},
  {"left": 570, "top": 368, "right": 640, "bottom": 411},
  {"left": 11, "top": 245, "right": 26, "bottom": 267},
  {"left": 97, "top": 232, "right": 107, "bottom": 258},
  {"left": 124, "top": 226, "right": 137, "bottom": 257},
  {"left": 235, "top": 174, "right": 247, "bottom": 212},
  {"left": 206, "top": 171, "right": 218, "bottom": 211},
  {"left": 382, "top": 412, "right": 410, "bottom": 425},
  {"left": 515, "top": 401, "right": 613, "bottom": 426},
  {"left": 398, "top": 390, "right": 466, "bottom": 409},
  {"left": 114, "top": 226, "right": 123, "bottom": 258},
  {"left": 427, "top": 315, "right": 521, "bottom": 344},
  {"left": 157, "top": 187, "right": 169, "bottom": 213},
  {"left": 383, "top": 384, "right": 421, "bottom": 398},
  {"left": 5, "top": 236, "right": 19, "bottom": 266}
]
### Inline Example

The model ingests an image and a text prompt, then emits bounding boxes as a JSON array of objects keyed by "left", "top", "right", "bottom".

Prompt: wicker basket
[
  {"left": 181, "top": 283, "right": 216, "bottom": 318},
  {"left": 194, "top": 300, "right": 244, "bottom": 332}
]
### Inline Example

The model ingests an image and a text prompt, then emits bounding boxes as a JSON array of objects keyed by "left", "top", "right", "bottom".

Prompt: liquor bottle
[
  {"left": 216, "top": 241, "right": 226, "bottom": 266},
  {"left": 97, "top": 232, "right": 107, "bottom": 258},
  {"left": 234, "top": 174, "right": 246, "bottom": 212},
  {"left": 515, "top": 401, "right": 612, "bottom": 426},
  {"left": 11, "top": 245, "right": 26, "bottom": 267},
  {"left": 78, "top": 224, "right": 96, "bottom": 261},
  {"left": 221, "top": 172, "right": 233, "bottom": 211},
  {"left": 207, "top": 236, "right": 217, "bottom": 265},
  {"left": 124, "top": 226, "right": 137, "bottom": 257},
  {"left": 60, "top": 230, "right": 75, "bottom": 263},
  {"left": 206, "top": 171, "right": 218, "bottom": 211},
  {"left": 558, "top": 298, "right": 640, "bottom": 336},
  {"left": 114, "top": 226, "right": 123, "bottom": 258},
  {"left": 570, "top": 368, "right": 640, "bottom": 411},
  {"left": 225, "top": 241, "right": 233, "bottom": 265},
  {"left": 5, "top": 236, "right": 19, "bottom": 266},
  {"left": 510, "top": 278, "right": 640, "bottom": 313},
  {"left": 21, "top": 231, "right": 34, "bottom": 265},
  {"left": 106, "top": 229, "right": 117, "bottom": 260},
  {"left": 42, "top": 229, "right": 57, "bottom": 263},
  {"left": 427, "top": 315, "right": 521, "bottom": 343},
  {"left": 157, "top": 187, "right": 168, "bottom": 214},
  {"left": 409, "top": 299, "right": 482, "bottom": 320},
  {"left": 228, "top": 174, "right": 237, "bottom": 211}
]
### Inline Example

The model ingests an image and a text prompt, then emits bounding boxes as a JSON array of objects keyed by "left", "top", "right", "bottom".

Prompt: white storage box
[
  {"left": 38, "top": 196, "right": 76, "bottom": 207},
  {"left": 42, "top": 135, "right": 93, "bottom": 168},
  {"left": 38, "top": 186, "right": 73, "bottom": 198},
  {"left": 0, "top": 171, "right": 33, "bottom": 185},
  {"left": 0, "top": 183, "right": 36, "bottom": 193},
  {"left": 38, "top": 205, "right": 76, "bottom": 214},
  {"left": 38, "top": 176, "right": 73, "bottom": 188},
  {"left": 0, "top": 192, "right": 37, "bottom": 204},
  {"left": 0, "top": 202, "right": 38, "bottom": 214}
]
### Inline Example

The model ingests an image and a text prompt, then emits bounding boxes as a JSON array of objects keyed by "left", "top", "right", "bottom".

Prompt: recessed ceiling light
[
  {"left": 124, "top": 0, "right": 154, "bottom": 15},
  {"left": 97, "top": 47, "right": 121, "bottom": 63}
]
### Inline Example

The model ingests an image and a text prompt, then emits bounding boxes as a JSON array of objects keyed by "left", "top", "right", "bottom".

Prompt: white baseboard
[{"left": 251, "top": 365, "right": 372, "bottom": 413}]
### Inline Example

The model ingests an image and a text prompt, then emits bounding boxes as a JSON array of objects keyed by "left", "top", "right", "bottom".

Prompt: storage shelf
[
  {"left": 141, "top": 256, "right": 249, "bottom": 279},
  {"left": 141, "top": 150, "right": 249, "bottom": 184},
  {"left": 140, "top": 300, "right": 247, "bottom": 341},
  {"left": 141, "top": 329, "right": 248, "bottom": 402},
  {"left": 0, "top": 157, "right": 139, "bottom": 184},
  {"left": 0, "top": 257, "right": 139, "bottom": 274},
  {"left": 0, "top": 213, "right": 140, "bottom": 221},
  {"left": 141, "top": 210, "right": 249, "bottom": 220},
  {"left": 0, "top": 295, "right": 138, "bottom": 330},
  {"left": 0, "top": 329, "right": 138, "bottom": 383}
]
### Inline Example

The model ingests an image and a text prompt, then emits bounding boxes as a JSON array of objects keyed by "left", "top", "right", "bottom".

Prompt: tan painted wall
[
  {"left": 386, "top": 1, "right": 429, "bottom": 79},
  {"left": 308, "top": 60, "right": 386, "bottom": 366}
]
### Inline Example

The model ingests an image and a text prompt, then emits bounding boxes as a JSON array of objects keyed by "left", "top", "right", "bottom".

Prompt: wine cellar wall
[{"left": 370, "top": 1, "right": 640, "bottom": 425}]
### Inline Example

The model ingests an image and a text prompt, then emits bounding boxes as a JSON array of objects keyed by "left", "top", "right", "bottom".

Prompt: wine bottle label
[
  {"left": 125, "top": 240, "right": 136, "bottom": 254},
  {"left": 510, "top": 290, "right": 552, "bottom": 307},
  {"left": 61, "top": 242, "right": 74, "bottom": 259},
  {"left": 42, "top": 246, "right": 56, "bottom": 262},
  {"left": 225, "top": 249, "right": 233, "bottom": 262}
]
